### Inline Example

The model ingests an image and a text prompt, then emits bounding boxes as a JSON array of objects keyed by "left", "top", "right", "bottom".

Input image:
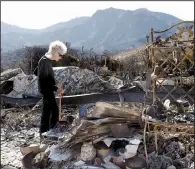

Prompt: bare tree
[{"left": 20, "top": 46, "right": 48, "bottom": 74}]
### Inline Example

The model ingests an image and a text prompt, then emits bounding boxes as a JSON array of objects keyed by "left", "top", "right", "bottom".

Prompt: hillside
[{"left": 1, "top": 8, "right": 182, "bottom": 52}]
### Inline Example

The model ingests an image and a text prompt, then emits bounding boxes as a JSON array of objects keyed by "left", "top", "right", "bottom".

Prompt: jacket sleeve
[{"left": 38, "top": 59, "right": 58, "bottom": 92}]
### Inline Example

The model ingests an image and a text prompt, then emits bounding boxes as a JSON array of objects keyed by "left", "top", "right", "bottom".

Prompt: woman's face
[{"left": 53, "top": 52, "right": 63, "bottom": 61}]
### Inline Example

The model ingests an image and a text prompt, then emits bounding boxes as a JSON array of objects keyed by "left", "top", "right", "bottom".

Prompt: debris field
[{"left": 1, "top": 21, "right": 194, "bottom": 169}]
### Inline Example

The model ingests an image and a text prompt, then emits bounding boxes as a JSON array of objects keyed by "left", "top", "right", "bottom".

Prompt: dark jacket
[{"left": 34, "top": 56, "right": 58, "bottom": 95}]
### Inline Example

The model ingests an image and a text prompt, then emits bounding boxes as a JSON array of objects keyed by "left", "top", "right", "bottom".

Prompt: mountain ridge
[{"left": 1, "top": 8, "right": 183, "bottom": 52}]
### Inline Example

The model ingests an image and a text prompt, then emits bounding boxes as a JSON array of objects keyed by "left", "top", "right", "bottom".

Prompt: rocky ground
[
  {"left": 1, "top": 108, "right": 41, "bottom": 169},
  {"left": 0, "top": 105, "right": 80, "bottom": 169}
]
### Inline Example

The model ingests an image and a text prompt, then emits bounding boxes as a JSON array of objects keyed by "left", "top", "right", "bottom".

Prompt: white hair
[{"left": 45, "top": 40, "right": 67, "bottom": 58}]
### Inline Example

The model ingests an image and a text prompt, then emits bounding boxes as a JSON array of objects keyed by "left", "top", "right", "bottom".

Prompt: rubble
[
  {"left": 20, "top": 144, "right": 40, "bottom": 155},
  {"left": 1, "top": 79, "right": 194, "bottom": 169},
  {"left": 1, "top": 67, "right": 123, "bottom": 99},
  {"left": 123, "top": 144, "right": 140, "bottom": 159},
  {"left": 125, "top": 155, "right": 147, "bottom": 169},
  {"left": 44, "top": 101, "right": 193, "bottom": 169},
  {"left": 1, "top": 68, "right": 24, "bottom": 81},
  {"left": 143, "top": 97, "right": 194, "bottom": 124},
  {"left": 81, "top": 142, "right": 96, "bottom": 162},
  {"left": 148, "top": 152, "right": 173, "bottom": 169},
  {"left": 1, "top": 97, "right": 194, "bottom": 169},
  {"left": 36, "top": 102, "right": 144, "bottom": 169},
  {"left": 1, "top": 22, "right": 194, "bottom": 169},
  {"left": 1, "top": 108, "right": 41, "bottom": 169}
]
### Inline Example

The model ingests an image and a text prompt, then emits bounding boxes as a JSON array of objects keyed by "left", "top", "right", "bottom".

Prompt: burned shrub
[
  {"left": 12, "top": 42, "right": 123, "bottom": 75},
  {"left": 18, "top": 43, "right": 81, "bottom": 73},
  {"left": 120, "top": 52, "right": 148, "bottom": 80},
  {"left": 54, "top": 46, "right": 80, "bottom": 67},
  {"left": 103, "top": 57, "right": 121, "bottom": 72},
  {"left": 20, "top": 46, "right": 48, "bottom": 74}
]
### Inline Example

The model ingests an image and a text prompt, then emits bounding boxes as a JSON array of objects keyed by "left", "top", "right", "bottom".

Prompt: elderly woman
[{"left": 34, "top": 40, "right": 67, "bottom": 134}]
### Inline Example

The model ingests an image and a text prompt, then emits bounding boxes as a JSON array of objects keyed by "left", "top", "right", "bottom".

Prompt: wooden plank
[{"left": 93, "top": 102, "right": 141, "bottom": 118}]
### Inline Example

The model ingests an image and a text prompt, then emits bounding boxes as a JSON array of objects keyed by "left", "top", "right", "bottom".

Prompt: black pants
[{"left": 40, "top": 92, "right": 59, "bottom": 133}]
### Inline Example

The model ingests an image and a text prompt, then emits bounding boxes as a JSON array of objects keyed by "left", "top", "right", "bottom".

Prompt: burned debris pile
[
  {"left": 17, "top": 99, "right": 193, "bottom": 169},
  {"left": 144, "top": 98, "right": 194, "bottom": 124},
  {"left": 1, "top": 99, "right": 194, "bottom": 169},
  {"left": 36, "top": 102, "right": 146, "bottom": 169},
  {"left": 1, "top": 67, "right": 119, "bottom": 99}
]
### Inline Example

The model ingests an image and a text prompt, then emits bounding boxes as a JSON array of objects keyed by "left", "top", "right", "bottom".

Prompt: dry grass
[{"left": 112, "top": 45, "right": 147, "bottom": 62}]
